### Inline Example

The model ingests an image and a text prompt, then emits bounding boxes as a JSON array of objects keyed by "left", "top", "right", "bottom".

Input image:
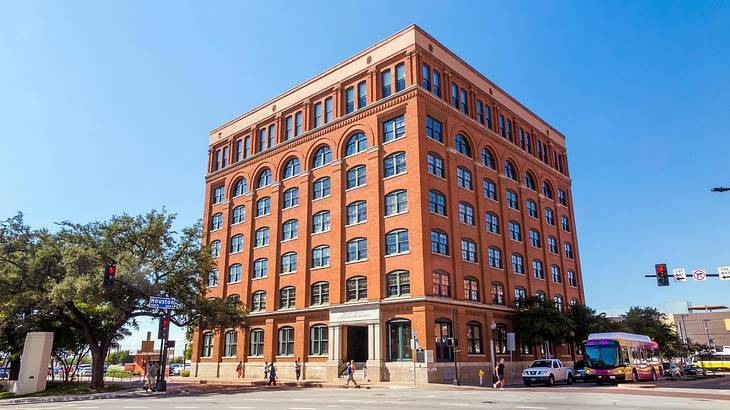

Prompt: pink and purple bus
[{"left": 583, "top": 332, "right": 662, "bottom": 384}]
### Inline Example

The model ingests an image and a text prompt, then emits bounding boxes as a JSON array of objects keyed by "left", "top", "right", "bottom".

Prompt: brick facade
[{"left": 192, "top": 25, "right": 584, "bottom": 384}]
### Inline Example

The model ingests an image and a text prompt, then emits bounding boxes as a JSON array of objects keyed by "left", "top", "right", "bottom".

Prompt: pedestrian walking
[
  {"left": 295, "top": 358, "right": 302, "bottom": 382},
  {"left": 493, "top": 358, "right": 505, "bottom": 390},
  {"left": 267, "top": 363, "right": 277, "bottom": 386},
  {"left": 148, "top": 362, "right": 160, "bottom": 392},
  {"left": 264, "top": 361, "right": 269, "bottom": 380},
  {"left": 235, "top": 361, "right": 243, "bottom": 379},
  {"left": 343, "top": 360, "right": 359, "bottom": 389},
  {"left": 143, "top": 361, "right": 153, "bottom": 391}
]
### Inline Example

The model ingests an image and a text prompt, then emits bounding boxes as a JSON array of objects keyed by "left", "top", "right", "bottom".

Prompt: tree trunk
[{"left": 90, "top": 345, "right": 106, "bottom": 389}]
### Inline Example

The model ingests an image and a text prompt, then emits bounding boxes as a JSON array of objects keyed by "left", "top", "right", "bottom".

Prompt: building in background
[
  {"left": 192, "top": 25, "right": 584, "bottom": 383},
  {"left": 670, "top": 305, "right": 730, "bottom": 350}
]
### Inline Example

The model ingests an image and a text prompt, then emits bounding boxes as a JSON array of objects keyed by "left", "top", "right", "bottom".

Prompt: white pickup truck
[{"left": 522, "top": 359, "right": 574, "bottom": 386}]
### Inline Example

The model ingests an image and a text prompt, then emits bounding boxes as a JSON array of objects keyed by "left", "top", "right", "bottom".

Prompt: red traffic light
[
  {"left": 108, "top": 265, "right": 116, "bottom": 275},
  {"left": 655, "top": 264, "right": 667, "bottom": 274}
]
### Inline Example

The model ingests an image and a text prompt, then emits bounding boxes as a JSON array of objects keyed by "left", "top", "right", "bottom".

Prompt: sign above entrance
[{"left": 329, "top": 305, "right": 380, "bottom": 325}]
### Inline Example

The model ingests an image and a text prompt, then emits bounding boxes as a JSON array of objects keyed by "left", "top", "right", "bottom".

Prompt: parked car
[
  {"left": 663, "top": 363, "right": 683, "bottom": 377},
  {"left": 522, "top": 359, "right": 574, "bottom": 386},
  {"left": 0, "top": 367, "right": 9, "bottom": 379},
  {"left": 77, "top": 365, "right": 92, "bottom": 377},
  {"left": 684, "top": 365, "right": 705, "bottom": 376},
  {"left": 573, "top": 360, "right": 586, "bottom": 381},
  {"left": 169, "top": 364, "right": 182, "bottom": 376}
]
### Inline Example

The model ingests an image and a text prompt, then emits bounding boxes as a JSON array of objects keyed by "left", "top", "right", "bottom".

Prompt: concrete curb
[{"left": 0, "top": 388, "right": 152, "bottom": 405}]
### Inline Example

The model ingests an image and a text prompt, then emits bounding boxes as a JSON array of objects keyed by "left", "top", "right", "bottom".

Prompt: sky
[{"left": 1, "top": 1, "right": 729, "bottom": 351}]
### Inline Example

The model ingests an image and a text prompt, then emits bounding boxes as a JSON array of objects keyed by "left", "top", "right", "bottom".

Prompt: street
[{"left": 4, "top": 383, "right": 729, "bottom": 410}]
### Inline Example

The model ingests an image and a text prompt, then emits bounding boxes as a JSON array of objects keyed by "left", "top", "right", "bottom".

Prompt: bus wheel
[{"left": 632, "top": 370, "right": 639, "bottom": 383}]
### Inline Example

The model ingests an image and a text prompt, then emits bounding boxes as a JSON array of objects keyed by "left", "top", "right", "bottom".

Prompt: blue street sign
[{"left": 148, "top": 296, "right": 179, "bottom": 309}]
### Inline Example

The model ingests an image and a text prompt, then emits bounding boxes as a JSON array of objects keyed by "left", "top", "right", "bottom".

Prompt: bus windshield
[{"left": 585, "top": 342, "right": 621, "bottom": 369}]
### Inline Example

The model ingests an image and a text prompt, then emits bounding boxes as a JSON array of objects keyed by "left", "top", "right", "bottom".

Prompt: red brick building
[{"left": 192, "top": 25, "right": 584, "bottom": 383}]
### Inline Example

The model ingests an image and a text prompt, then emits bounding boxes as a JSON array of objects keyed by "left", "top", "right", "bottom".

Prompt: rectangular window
[
  {"left": 221, "top": 147, "right": 228, "bottom": 168},
  {"left": 345, "top": 87, "right": 354, "bottom": 114},
  {"left": 213, "top": 186, "right": 224, "bottom": 204},
  {"left": 395, "top": 63, "right": 406, "bottom": 92},
  {"left": 426, "top": 116, "right": 443, "bottom": 143},
  {"left": 422, "top": 63, "right": 431, "bottom": 90},
  {"left": 460, "top": 88, "right": 468, "bottom": 114},
  {"left": 235, "top": 139, "right": 242, "bottom": 162},
  {"left": 433, "top": 70, "right": 441, "bottom": 97},
  {"left": 451, "top": 82, "right": 458, "bottom": 108},
  {"left": 294, "top": 111, "right": 303, "bottom": 136},
  {"left": 324, "top": 97, "right": 333, "bottom": 123},
  {"left": 484, "top": 103, "right": 492, "bottom": 128},
  {"left": 244, "top": 136, "right": 251, "bottom": 158},
  {"left": 314, "top": 102, "right": 322, "bottom": 128},
  {"left": 506, "top": 119, "right": 513, "bottom": 142},
  {"left": 285, "top": 116, "right": 293, "bottom": 141},
  {"left": 357, "top": 80, "right": 367, "bottom": 108},
  {"left": 499, "top": 114, "right": 505, "bottom": 138},
  {"left": 476, "top": 100, "right": 483, "bottom": 124},
  {"left": 268, "top": 124, "right": 276, "bottom": 148},
  {"left": 213, "top": 149, "right": 220, "bottom": 171},
  {"left": 381, "top": 69, "right": 392, "bottom": 98},
  {"left": 383, "top": 115, "right": 405, "bottom": 142},
  {"left": 258, "top": 128, "right": 267, "bottom": 151}
]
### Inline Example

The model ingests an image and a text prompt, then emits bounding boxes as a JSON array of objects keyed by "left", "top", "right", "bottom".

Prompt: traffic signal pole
[{"left": 156, "top": 315, "right": 171, "bottom": 392}]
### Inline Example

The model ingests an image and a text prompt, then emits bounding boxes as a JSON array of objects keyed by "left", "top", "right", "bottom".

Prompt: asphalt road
[{"left": 5, "top": 386, "right": 728, "bottom": 410}]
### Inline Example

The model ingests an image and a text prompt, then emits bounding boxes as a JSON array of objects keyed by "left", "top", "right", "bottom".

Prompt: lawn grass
[{"left": 0, "top": 381, "right": 130, "bottom": 400}]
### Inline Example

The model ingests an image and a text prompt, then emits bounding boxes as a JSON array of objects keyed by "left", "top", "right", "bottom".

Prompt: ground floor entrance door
[{"left": 346, "top": 326, "right": 368, "bottom": 362}]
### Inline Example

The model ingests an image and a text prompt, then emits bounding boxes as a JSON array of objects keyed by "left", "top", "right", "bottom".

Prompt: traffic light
[
  {"left": 103, "top": 264, "right": 117, "bottom": 289},
  {"left": 655, "top": 263, "right": 669, "bottom": 287},
  {"left": 158, "top": 316, "right": 171, "bottom": 340}
]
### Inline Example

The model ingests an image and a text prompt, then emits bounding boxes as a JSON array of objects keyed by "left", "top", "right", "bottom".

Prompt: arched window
[
  {"left": 383, "top": 115, "right": 405, "bottom": 142},
  {"left": 254, "top": 227, "right": 269, "bottom": 247},
  {"left": 383, "top": 152, "right": 406, "bottom": 177},
  {"left": 279, "top": 286, "right": 296, "bottom": 309},
  {"left": 488, "top": 247, "right": 502, "bottom": 269},
  {"left": 313, "top": 177, "right": 331, "bottom": 199},
  {"left": 312, "top": 211, "right": 330, "bottom": 233},
  {"left": 503, "top": 160, "right": 517, "bottom": 181},
  {"left": 387, "top": 319, "right": 412, "bottom": 361},
  {"left": 431, "top": 229, "right": 448, "bottom": 255},
  {"left": 211, "top": 212, "right": 223, "bottom": 230},
  {"left": 345, "top": 132, "right": 368, "bottom": 156},
  {"left": 384, "top": 189, "right": 408, "bottom": 216},
  {"left": 310, "top": 324, "right": 328, "bottom": 355},
  {"left": 346, "top": 165, "right": 367, "bottom": 189},
  {"left": 311, "top": 281, "right": 329, "bottom": 305},
  {"left": 458, "top": 202, "right": 475, "bottom": 225},
  {"left": 282, "top": 158, "right": 301, "bottom": 179},
  {"left": 278, "top": 327, "right": 294, "bottom": 356},
  {"left": 253, "top": 258, "right": 268, "bottom": 278},
  {"left": 561, "top": 215, "right": 571, "bottom": 232},
  {"left": 283, "top": 187, "right": 299, "bottom": 209},
  {"left": 545, "top": 207, "right": 555, "bottom": 225},
  {"left": 506, "top": 189, "right": 519, "bottom": 209},
  {"left": 527, "top": 199, "right": 538, "bottom": 218},
  {"left": 346, "top": 276, "right": 367, "bottom": 301},
  {"left": 223, "top": 330, "right": 237, "bottom": 357},
  {"left": 251, "top": 290, "right": 266, "bottom": 311},
  {"left": 494, "top": 324, "right": 508, "bottom": 354},
  {"left": 386, "top": 270, "right": 410, "bottom": 297},
  {"left": 428, "top": 190, "right": 447, "bottom": 216},
  {"left": 233, "top": 178, "right": 247, "bottom": 197},
  {"left": 464, "top": 276, "right": 479, "bottom": 301},
  {"left": 536, "top": 290, "right": 546, "bottom": 301},
  {"left": 207, "top": 269, "right": 218, "bottom": 287},
  {"left": 232, "top": 205, "right": 245, "bottom": 224},
  {"left": 454, "top": 134, "right": 472, "bottom": 157},
  {"left": 509, "top": 220, "right": 521, "bottom": 241},
  {"left": 282, "top": 219, "right": 298, "bottom": 241},
  {"left": 385, "top": 229, "right": 409, "bottom": 255},
  {"left": 524, "top": 172, "right": 536, "bottom": 190},
  {"left": 427, "top": 152, "right": 445, "bottom": 178},
  {"left": 466, "top": 321, "right": 483, "bottom": 354},
  {"left": 249, "top": 329, "right": 264, "bottom": 356},
  {"left": 456, "top": 166, "right": 473, "bottom": 190},
  {"left": 435, "top": 318, "right": 453, "bottom": 361},
  {"left": 543, "top": 181, "right": 554, "bottom": 199},
  {"left": 461, "top": 238, "right": 477, "bottom": 262},
  {"left": 201, "top": 333, "right": 214, "bottom": 357},
  {"left": 280, "top": 252, "right": 297, "bottom": 274},
  {"left": 533, "top": 259, "right": 544, "bottom": 279},
  {"left": 312, "top": 145, "right": 332, "bottom": 168},
  {"left": 432, "top": 270, "right": 450, "bottom": 297},
  {"left": 485, "top": 212, "right": 499, "bottom": 234},
  {"left": 551, "top": 265, "right": 562, "bottom": 283},
  {"left": 312, "top": 245, "right": 330, "bottom": 268},
  {"left": 210, "top": 240, "right": 221, "bottom": 258},
  {"left": 256, "top": 197, "right": 271, "bottom": 216},
  {"left": 554, "top": 295, "right": 565, "bottom": 312},
  {"left": 227, "top": 294, "right": 240, "bottom": 304},
  {"left": 512, "top": 253, "right": 524, "bottom": 274},
  {"left": 548, "top": 236, "right": 558, "bottom": 253},
  {"left": 565, "top": 242, "right": 574, "bottom": 259},
  {"left": 256, "top": 168, "right": 272, "bottom": 189},
  {"left": 346, "top": 201, "right": 367, "bottom": 225},
  {"left": 230, "top": 234, "right": 243, "bottom": 253},
  {"left": 529, "top": 229, "right": 541, "bottom": 248},
  {"left": 570, "top": 298, "right": 579, "bottom": 307},
  {"left": 346, "top": 237, "right": 368, "bottom": 262},
  {"left": 228, "top": 264, "right": 242, "bottom": 283},
  {"left": 491, "top": 282, "right": 505, "bottom": 305},
  {"left": 568, "top": 270, "right": 578, "bottom": 287},
  {"left": 514, "top": 286, "right": 527, "bottom": 307},
  {"left": 483, "top": 178, "right": 497, "bottom": 200},
  {"left": 481, "top": 147, "right": 495, "bottom": 169}
]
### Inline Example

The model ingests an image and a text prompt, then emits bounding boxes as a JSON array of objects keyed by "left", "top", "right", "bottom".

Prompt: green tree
[
  {"left": 566, "top": 304, "right": 615, "bottom": 345},
  {"left": 512, "top": 297, "right": 573, "bottom": 354},
  {"left": 1, "top": 211, "right": 248, "bottom": 388},
  {"left": 106, "top": 349, "right": 133, "bottom": 366},
  {"left": 621, "top": 306, "right": 683, "bottom": 359}
]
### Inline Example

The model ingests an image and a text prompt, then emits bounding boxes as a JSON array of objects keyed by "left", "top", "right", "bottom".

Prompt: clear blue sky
[{"left": 2, "top": 1, "right": 729, "bottom": 350}]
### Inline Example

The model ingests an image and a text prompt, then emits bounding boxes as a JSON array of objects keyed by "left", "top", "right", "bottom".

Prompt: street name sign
[
  {"left": 719, "top": 266, "right": 730, "bottom": 280},
  {"left": 148, "top": 296, "right": 179, "bottom": 309},
  {"left": 673, "top": 268, "right": 687, "bottom": 282},
  {"left": 692, "top": 269, "right": 707, "bottom": 281}
]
